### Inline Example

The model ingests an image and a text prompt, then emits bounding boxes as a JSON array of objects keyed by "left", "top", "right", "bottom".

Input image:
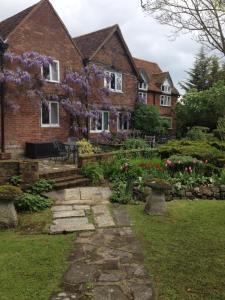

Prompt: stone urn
[
  {"left": 144, "top": 179, "right": 171, "bottom": 216},
  {"left": 0, "top": 185, "right": 23, "bottom": 228}
]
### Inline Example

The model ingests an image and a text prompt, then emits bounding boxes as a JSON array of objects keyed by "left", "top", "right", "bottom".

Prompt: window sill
[
  {"left": 90, "top": 130, "right": 110, "bottom": 133},
  {"left": 160, "top": 105, "right": 172, "bottom": 107},
  {"left": 45, "top": 79, "right": 60, "bottom": 84},
  {"left": 41, "top": 124, "right": 60, "bottom": 128}
]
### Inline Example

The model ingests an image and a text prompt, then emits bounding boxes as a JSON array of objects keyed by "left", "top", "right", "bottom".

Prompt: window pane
[
  {"left": 104, "top": 71, "right": 110, "bottom": 89},
  {"left": 51, "top": 103, "right": 59, "bottom": 124},
  {"left": 43, "top": 65, "right": 50, "bottom": 80},
  {"left": 119, "top": 113, "right": 123, "bottom": 130},
  {"left": 103, "top": 112, "right": 109, "bottom": 131},
  {"left": 116, "top": 73, "right": 122, "bottom": 91},
  {"left": 51, "top": 61, "right": 59, "bottom": 82},
  {"left": 111, "top": 73, "right": 115, "bottom": 90},
  {"left": 97, "top": 113, "right": 103, "bottom": 130},
  {"left": 42, "top": 103, "right": 50, "bottom": 124}
]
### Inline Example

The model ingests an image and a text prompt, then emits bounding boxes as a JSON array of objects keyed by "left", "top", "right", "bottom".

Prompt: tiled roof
[
  {"left": 0, "top": 3, "right": 37, "bottom": 40},
  {"left": 134, "top": 57, "right": 179, "bottom": 95},
  {"left": 133, "top": 57, "right": 162, "bottom": 75},
  {"left": 73, "top": 25, "right": 117, "bottom": 59}
]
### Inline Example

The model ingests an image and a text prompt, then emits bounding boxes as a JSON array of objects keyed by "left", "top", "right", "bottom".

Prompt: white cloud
[{"left": 0, "top": 0, "right": 201, "bottom": 92}]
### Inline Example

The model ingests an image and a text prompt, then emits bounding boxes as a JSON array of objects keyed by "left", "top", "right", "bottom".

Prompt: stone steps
[{"left": 40, "top": 168, "right": 90, "bottom": 191}]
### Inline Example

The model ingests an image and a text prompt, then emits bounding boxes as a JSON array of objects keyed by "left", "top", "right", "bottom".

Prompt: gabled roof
[
  {"left": 0, "top": 3, "right": 37, "bottom": 40},
  {"left": 134, "top": 57, "right": 179, "bottom": 95},
  {"left": 74, "top": 25, "right": 116, "bottom": 59},
  {"left": 0, "top": 0, "right": 83, "bottom": 58},
  {"left": 133, "top": 57, "right": 162, "bottom": 76},
  {"left": 73, "top": 25, "right": 140, "bottom": 77}
]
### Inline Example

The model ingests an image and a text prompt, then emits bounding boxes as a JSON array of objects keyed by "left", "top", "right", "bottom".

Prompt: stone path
[{"left": 49, "top": 187, "right": 154, "bottom": 300}]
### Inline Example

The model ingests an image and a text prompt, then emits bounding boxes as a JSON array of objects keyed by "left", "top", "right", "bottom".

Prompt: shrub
[
  {"left": 9, "top": 175, "right": 22, "bottom": 186},
  {"left": 110, "top": 181, "right": 133, "bottom": 204},
  {"left": 132, "top": 103, "right": 167, "bottom": 135},
  {"left": 218, "top": 169, "right": 225, "bottom": 185},
  {"left": 76, "top": 139, "right": 100, "bottom": 155},
  {"left": 158, "top": 140, "right": 224, "bottom": 166},
  {"left": 0, "top": 185, "right": 23, "bottom": 202},
  {"left": 16, "top": 193, "right": 53, "bottom": 212},
  {"left": 82, "top": 163, "right": 104, "bottom": 184},
  {"left": 28, "top": 179, "right": 55, "bottom": 195},
  {"left": 121, "top": 138, "right": 149, "bottom": 150},
  {"left": 186, "top": 128, "right": 206, "bottom": 141},
  {"left": 216, "top": 117, "right": 225, "bottom": 141}
]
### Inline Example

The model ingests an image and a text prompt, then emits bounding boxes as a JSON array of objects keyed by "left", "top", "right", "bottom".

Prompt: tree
[
  {"left": 132, "top": 103, "right": 169, "bottom": 135},
  {"left": 180, "top": 47, "right": 211, "bottom": 92},
  {"left": 140, "top": 0, "right": 225, "bottom": 56},
  {"left": 175, "top": 81, "right": 225, "bottom": 135}
]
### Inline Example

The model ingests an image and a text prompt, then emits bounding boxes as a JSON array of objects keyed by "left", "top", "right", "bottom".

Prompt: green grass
[
  {"left": 128, "top": 200, "right": 225, "bottom": 300},
  {"left": 0, "top": 210, "right": 75, "bottom": 300}
]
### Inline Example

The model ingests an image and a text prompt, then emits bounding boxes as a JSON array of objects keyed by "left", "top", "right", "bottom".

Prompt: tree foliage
[
  {"left": 140, "top": 0, "right": 225, "bottom": 56},
  {"left": 132, "top": 103, "right": 169, "bottom": 135},
  {"left": 180, "top": 47, "right": 225, "bottom": 92},
  {"left": 175, "top": 81, "right": 225, "bottom": 135}
]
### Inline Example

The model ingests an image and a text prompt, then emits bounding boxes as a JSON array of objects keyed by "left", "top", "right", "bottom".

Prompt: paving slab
[
  {"left": 92, "top": 205, "right": 115, "bottom": 228},
  {"left": 53, "top": 217, "right": 89, "bottom": 226},
  {"left": 51, "top": 205, "right": 73, "bottom": 212},
  {"left": 53, "top": 210, "right": 85, "bottom": 219},
  {"left": 50, "top": 223, "right": 95, "bottom": 234},
  {"left": 73, "top": 205, "right": 90, "bottom": 211}
]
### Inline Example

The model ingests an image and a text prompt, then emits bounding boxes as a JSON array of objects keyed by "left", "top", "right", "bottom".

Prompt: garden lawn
[
  {"left": 0, "top": 210, "right": 74, "bottom": 300},
  {"left": 128, "top": 200, "right": 225, "bottom": 300}
]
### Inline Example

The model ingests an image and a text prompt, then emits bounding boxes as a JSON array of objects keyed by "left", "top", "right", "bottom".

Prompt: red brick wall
[
  {"left": 147, "top": 92, "right": 178, "bottom": 133},
  {"left": 89, "top": 32, "right": 138, "bottom": 136},
  {"left": 2, "top": 1, "right": 83, "bottom": 155}
]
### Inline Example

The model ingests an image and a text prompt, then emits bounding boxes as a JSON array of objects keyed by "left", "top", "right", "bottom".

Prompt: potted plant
[
  {"left": 144, "top": 178, "right": 171, "bottom": 215},
  {"left": 0, "top": 185, "right": 22, "bottom": 228}
]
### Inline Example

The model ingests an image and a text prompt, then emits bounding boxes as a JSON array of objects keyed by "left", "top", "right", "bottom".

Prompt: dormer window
[
  {"left": 138, "top": 82, "right": 148, "bottom": 91},
  {"left": 161, "top": 85, "right": 171, "bottom": 93}
]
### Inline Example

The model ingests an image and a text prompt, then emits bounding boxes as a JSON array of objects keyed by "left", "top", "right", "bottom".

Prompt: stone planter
[
  {"left": 144, "top": 179, "right": 171, "bottom": 216},
  {"left": 0, "top": 200, "right": 18, "bottom": 228},
  {"left": 0, "top": 185, "right": 22, "bottom": 228}
]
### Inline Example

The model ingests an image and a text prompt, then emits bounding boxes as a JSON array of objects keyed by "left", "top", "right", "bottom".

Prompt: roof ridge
[
  {"left": 0, "top": 1, "right": 39, "bottom": 39},
  {"left": 73, "top": 24, "right": 117, "bottom": 40}
]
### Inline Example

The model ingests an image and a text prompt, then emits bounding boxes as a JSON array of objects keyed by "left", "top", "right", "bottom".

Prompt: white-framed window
[
  {"left": 41, "top": 101, "right": 59, "bottom": 127},
  {"left": 161, "top": 84, "right": 171, "bottom": 93},
  {"left": 138, "top": 92, "right": 147, "bottom": 104},
  {"left": 160, "top": 95, "right": 171, "bottom": 107},
  {"left": 42, "top": 60, "right": 60, "bottom": 83},
  {"left": 117, "top": 112, "right": 130, "bottom": 131},
  {"left": 90, "top": 111, "right": 109, "bottom": 132},
  {"left": 104, "top": 71, "right": 122, "bottom": 92},
  {"left": 161, "top": 117, "right": 173, "bottom": 129},
  {"left": 138, "top": 82, "right": 148, "bottom": 91}
]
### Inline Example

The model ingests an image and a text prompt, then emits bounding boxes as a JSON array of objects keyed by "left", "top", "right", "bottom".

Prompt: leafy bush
[
  {"left": 82, "top": 163, "right": 104, "bottom": 184},
  {"left": 132, "top": 103, "right": 168, "bottom": 135},
  {"left": 158, "top": 140, "right": 224, "bottom": 166},
  {"left": 16, "top": 193, "right": 53, "bottom": 212},
  {"left": 121, "top": 138, "right": 149, "bottom": 150},
  {"left": 28, "top": 179, "right": 55, "bottom": 195},
  {"left": 0, "top": 185, "right": 23, "bottom": 202},
  {"left": 9, "top": 175, "right": 22, "bottom": 186},
  {"left": 218, "top": 169, "right": 225, "bottom": 185},
  {"left": 216, "top": 117, "right": 225, "bottom": 141},
  {"left": 186, "top": 128, "right": 206, "bottom": 141},
  {"left": 169, "top": 172, "right": 214, "bottom": 192},
  {"left": 76, "top": 139, "right": 100, "bottom": 155},
  {"left": 110, "top": 180, "right": 133, "bottom": 204}
]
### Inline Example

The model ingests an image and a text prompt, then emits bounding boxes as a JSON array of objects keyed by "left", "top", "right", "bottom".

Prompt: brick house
[
  {"left": 0, "top": 0, "right": 83, "bottom": 157},
  {"left": 0, "top": 0, "right": 179, "bottom": 157},
  {"left": 73, "top": 25, "right": 140, "bottom": 139},
  {"left": 134, "top": 58, "right": 179, "bottom": 133}
]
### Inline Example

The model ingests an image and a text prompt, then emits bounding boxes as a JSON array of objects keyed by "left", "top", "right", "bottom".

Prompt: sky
[{"left": 0, "top": 0, "right": 201, "bottom": 93}]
